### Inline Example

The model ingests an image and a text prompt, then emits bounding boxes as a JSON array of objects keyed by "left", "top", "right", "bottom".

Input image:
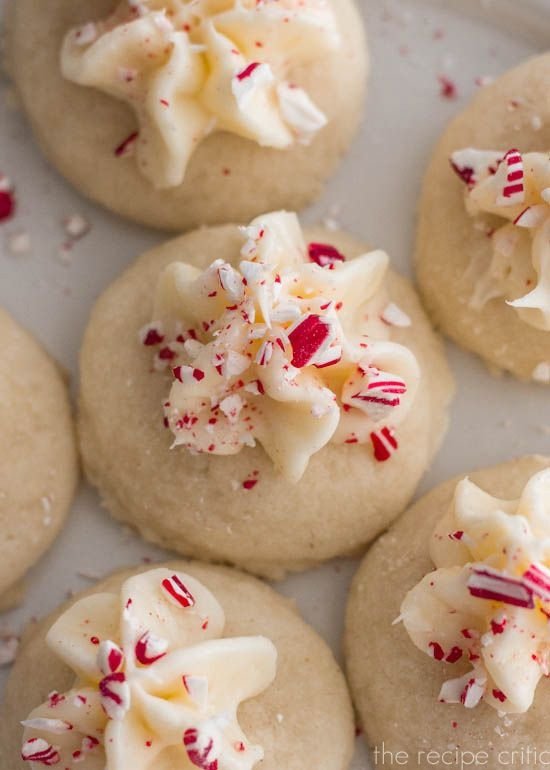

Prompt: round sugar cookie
[
  {"left": 0, "top": 309, "right": 78, "bottom": 608},
  {"left": 78, "top": 220, "right": 453, "bottom": 579},
  {"left": 345, "top": 454, "right": 550, "bottom": 770},
  {"left": 0, "top": 560, "right": 354, "bottom": 770},
  {"left": 8, "top": 0, "right": 368, "bottom": 232},
  {"left": 416, "top": 53, "right": 550, "bottom": 383}
]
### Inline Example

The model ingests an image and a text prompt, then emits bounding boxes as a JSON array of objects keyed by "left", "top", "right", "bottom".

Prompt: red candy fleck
[
  {"left": 438, "top": 75, "right": 458, "bottom": 100},
  {"left": 115, "top": 131, "right": 139, "bottom": 157},
  {"left": 162, "top": 574, "right": 196, "bottom": 608},
  {"left": 429, "top": 641, "right": 445, "bottom": 661},
  {"left": 490, "top": 616, "right": 507, "bottom": 635},
  {"left": 236, "top": 62, "right": 261, "bottom": 81},
  {"left": 307, "top": 242, "right": 346, "bottom": 268},
  {"left": 445, "top": 646, "right": 463, "bottom": 664},
  {"left": 242, "top": 478, "right": 258, "bottom": 490},
  {"left": 492, "top": 689, "right": 507, "bottom": 703},
  {"left": 142, "top": 327, "right": 164, "bottom": 346},
  {"left": 449, "top": 530, "right": 464, "bottom": 541},
  {"left": 0, "top": 181, "right": 16, "bottom": 223}
]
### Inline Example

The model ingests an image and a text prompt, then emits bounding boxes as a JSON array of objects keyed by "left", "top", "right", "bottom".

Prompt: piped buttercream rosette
[
  {"left": 451, "top": 148, "right": 550, "bottom": 331},
  {"left": 400, "top": 468, "right": 550, "bottom": 714},
  {"left": 61, "top": 0, "right": 340, "bottom": 188},
  {"left": 20, "top": 568, "right": 277, "bottom": 769},
  {"left": 140, "top": 211, "right": 420, "bottom": 482}
]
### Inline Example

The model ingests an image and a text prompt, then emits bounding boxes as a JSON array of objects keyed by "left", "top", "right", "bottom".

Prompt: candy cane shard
[
  {"left": 21, "top": 738, "right": 61, "bottom": 766},
  {"left": 496, "top": 149, "right": 525, "bottom": 206},
  {"left": 161, "top": 574, "right": 196, "bottom": 608},
  {"left": 467, "top": 566, "right": 534, "bottom": 608}
]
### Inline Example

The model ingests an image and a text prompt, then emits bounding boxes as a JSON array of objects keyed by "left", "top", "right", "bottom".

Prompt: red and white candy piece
[
  {"left": 183, "top": 674, "right": 209, "bottom": 710},
  {"left": 287, "top": 314, "right": 338, "bottom": 369},
  {"left": 97, "top": 640, "right": 124, "bottom": 676},
  {"left": 467, "top": 565, "right": 534, "bottom": 608},
  {"left": 370, "top": 427, "right": 398, "bottom": 462},
  {"left": 183, "top": 728, "right": 219, "bottom": 770},
  {"left": 99, "top": 672, "right": 130, "bottom": 721},
  {"left": 161, "top": 574, "right": 195, "bottom": 608},
  {"left": 438, "top": 672, "right": 486, "bottom": 708},
  {"left": 513, "top": 204, "right": 548, "bottom": 229},
  {"left": 173, "top": 365, "right": 206, "bottom": 384},
  {"left": 496, "top": 149, "right": 525, "bottom": 206},
  {"left": 346, "top": 368, "right": 406, "bottom": 422},
  {"left": 20, "top": 719, "right": 73, "bottom": 735},
  {"left": 522, "top": 562, "right": 550, "bottom": 602},
  {"left": 307, "top": 242, "right": 346, "bottom": 269},
  {"left": 450, "top": 149, "right": 503, "bottom": 188},
  {"left": 21, "top": 738, "right": 61, "bottom": 766},
  {"left": 135, "top": 631, "right": 169, "bottom": 665}
]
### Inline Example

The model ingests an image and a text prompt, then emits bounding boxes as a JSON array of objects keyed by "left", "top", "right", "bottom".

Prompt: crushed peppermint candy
[
  {"left": 0, "top": 175, "right": 16, "bottom": 223},
  {"left": 144, "top": 213, "right": 419, "bottom": 480},
  {"left": 402, "top": 470, "right": 550, "bottom": 714}
]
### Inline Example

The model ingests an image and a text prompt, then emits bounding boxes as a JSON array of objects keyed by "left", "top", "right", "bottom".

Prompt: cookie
[
  {"left": 0, "top": 561, "right": 354, "bottom": 770},
  {"left": 0, "top": 309, "right": 78, "bottom": 608},
  {"left": 345, "top": 454, "right": 550, "bottom": 769},
  {"left": 8, "top": 0, "right": 367, "bottom": 231},
  {"left": 78, "top": 211, "right": 453, "bottom": 578},
  {"left": 416, "top": 53, "right": 550, "bottom": 383}
]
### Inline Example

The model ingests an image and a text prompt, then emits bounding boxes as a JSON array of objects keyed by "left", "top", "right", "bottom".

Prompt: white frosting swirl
[
  {"left": 451, "top": 148, "right": 550, "bottom": 331},
  {"left": 141, "top": 211, "right": 420, "bottom": 481},
  {"left": 21, "top": 568, "right": 277, "bottom": 769},
  {"left": 401, "top": 468, "right": 550, "bottom": 714},
  {"left": 61, "top": 0, "right": 340, "bottom": 188}
]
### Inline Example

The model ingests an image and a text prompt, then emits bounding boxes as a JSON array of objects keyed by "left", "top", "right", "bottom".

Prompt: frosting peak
[
  {"left": 451, "top": 148, "right": 550, "bottom": 331},
  {"left": 21, "top": 568, "right": 277, "bottom": 769},
  {"left": 401, "top": 469, "right": 550, "bottom": 714},
  {"left": 141, "top": 212, "right": 420, "bottom": 481},
  {"left": 61, "top": 0, "right": 340, "bottom": 188}
]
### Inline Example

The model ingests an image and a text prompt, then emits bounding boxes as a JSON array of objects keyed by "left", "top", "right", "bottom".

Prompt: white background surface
[{"left": 1, "top": 1, "right": 550, "bottom": 767}]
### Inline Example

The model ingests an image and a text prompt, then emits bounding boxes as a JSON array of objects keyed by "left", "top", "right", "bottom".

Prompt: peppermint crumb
[
  {"left": 0, "top": 636, "right": 19, "bottom": 666},
  {"left": 276, "top": 713, "right": 284, "bottom": 723},
  {"left": 6, "top": 231, "right": 30, "bottom": 255},
  {"left": 531, "top": 115, "right": 543, "bottom": 131},
  {"left": 63, "top": 213, "right": 90, "bottom": 240},
  {"left": 438, "top": 75, "right": 457, "bottom": 100}
]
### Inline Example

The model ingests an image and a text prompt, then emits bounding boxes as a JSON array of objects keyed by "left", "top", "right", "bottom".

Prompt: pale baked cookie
[
  {"left": 0, "top": 561, "right": 354, "bottom": 770},
  {"left": 0, "top": 309, "right": 78, "bottom": 609},
  {"left": 416, "top": 53, "right": 550, "bottom": 383},
  {"left": 345, "top": 455, "right": 550, "bottom": 769},
  {"left": 78, "top": 211, "right": 453, "bottom": 578},
  {"left": 8, "top": 0, "right": 367, "bottom": 232}
]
